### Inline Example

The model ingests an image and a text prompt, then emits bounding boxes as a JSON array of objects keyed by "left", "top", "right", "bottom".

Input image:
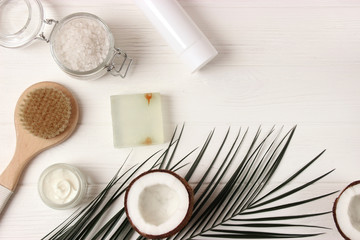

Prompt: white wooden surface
[{"left": 1, "top": 0, "right": 360, "bottom": 239}]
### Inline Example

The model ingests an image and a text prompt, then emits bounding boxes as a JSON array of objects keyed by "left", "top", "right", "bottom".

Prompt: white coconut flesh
[
  {"left": 126, "top": 171, "right": 190, "bottom": 236},
  {"left": 334, "top": 182, "right": 360, "bottom": 239}
]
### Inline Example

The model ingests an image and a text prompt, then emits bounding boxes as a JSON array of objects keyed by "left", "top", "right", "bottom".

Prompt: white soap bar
[{"left": 111, "top": 93, "right": 164, "bottom": 148}]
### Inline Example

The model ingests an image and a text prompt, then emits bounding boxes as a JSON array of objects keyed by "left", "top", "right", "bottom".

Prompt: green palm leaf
[{"left": 43, "top": 125, "right": 335, "bottom": 240}]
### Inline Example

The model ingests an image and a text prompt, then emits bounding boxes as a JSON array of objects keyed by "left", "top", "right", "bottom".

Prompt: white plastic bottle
[{"left": 134, "top": 0, "right": 218, "bottom": 72}]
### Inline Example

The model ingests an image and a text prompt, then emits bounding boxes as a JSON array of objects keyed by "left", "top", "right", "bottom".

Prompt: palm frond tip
[{"left": 43, "top": 125, "right": 335, "bottom": 240}]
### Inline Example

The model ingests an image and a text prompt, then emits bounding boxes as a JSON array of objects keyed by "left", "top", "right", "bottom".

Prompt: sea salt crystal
[{"left": 53, "top": 17, "right": 110, "bottom": 72}]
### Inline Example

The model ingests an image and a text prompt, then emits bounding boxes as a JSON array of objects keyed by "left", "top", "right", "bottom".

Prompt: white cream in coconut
[
  {"left": 335, "top": 184, "right": 360, "bottom": 239},
  {"left": 126, "top": 171, "right": 189, "bottom": 236}
]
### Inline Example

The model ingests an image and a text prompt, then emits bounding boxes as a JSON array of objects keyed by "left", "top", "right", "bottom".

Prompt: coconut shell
[
  {"left": 332, "top": 180, "right": 360, "bottom": 240},
  {"left": 124, "top": 169, "right": 194, "bottom": 239}
]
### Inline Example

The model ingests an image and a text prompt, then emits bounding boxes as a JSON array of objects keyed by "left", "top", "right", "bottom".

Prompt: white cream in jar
[{"left": 38, "top": 163, "right": 87, "bottom": 209}]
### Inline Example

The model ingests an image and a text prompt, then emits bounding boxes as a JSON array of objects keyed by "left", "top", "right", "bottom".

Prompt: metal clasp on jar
[
  {"left": 36, "top": 19, "right": 58, "bottom": 43},
  {"left": 107, "top": 48, "right": 133, "bottom": 78}
]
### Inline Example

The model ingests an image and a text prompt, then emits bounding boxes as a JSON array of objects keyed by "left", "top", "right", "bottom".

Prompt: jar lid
[{"left": 0, "top": 0, "right": 44, "bottom": 48}]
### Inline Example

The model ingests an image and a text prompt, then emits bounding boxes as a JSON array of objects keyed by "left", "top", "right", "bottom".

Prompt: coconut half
[
  {"left": 125, "top": 169, "right": 194, "bottom": 239},
  {"left": 333, "top": 180, "right": 360, "bottom": 240}
]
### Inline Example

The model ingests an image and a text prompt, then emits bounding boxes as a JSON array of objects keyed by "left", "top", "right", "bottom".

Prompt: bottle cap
[{"left": 180, "top": 35, "right": 218, "bottom": 72}]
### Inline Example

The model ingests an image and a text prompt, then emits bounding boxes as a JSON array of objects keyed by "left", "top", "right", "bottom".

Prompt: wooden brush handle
[
  {"left": 0, "top": 136, "right": 39, "bottom": 192},
  {"left": 0, "top": 154, "right": 31, "bottom": 191},
  {"left": 0, "top": 137, "right": 40, "bottom": 214}
]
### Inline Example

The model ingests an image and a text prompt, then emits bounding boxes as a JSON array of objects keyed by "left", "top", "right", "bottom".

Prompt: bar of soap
[{"left": 111, "top": 93, "right": 164, "bottom": 148}]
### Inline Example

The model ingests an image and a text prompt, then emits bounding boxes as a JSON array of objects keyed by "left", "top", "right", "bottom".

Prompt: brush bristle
[{"left": 19, "top": 88, "right": 72, "bottom": 139}]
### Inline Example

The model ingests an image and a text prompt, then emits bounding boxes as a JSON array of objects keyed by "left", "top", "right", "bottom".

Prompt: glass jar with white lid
[{"left": 0, "top": 0, "right": 132, "bottom": 80}]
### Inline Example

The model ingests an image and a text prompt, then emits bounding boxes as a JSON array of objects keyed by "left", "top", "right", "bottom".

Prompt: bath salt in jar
[
  {"left": 50, "top": 12, "right": 131, "bottom": 80},
  {"left": 0, "top": 0, "right": 132, "bottom": 80}
]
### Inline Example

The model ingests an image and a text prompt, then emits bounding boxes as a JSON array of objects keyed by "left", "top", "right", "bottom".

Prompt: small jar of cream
[{"left": 38, "top": 163, "right": 87, "bottom": 209}]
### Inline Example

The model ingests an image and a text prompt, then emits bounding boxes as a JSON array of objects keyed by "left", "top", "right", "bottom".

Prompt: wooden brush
[{"left": 0, "top": 82, "right": 79, "bottom": 214}]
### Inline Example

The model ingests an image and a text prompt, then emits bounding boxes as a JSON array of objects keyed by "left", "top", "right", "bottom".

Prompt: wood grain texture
[{"left": 0, "top": 0, "right": 359, "bottom": 239}]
